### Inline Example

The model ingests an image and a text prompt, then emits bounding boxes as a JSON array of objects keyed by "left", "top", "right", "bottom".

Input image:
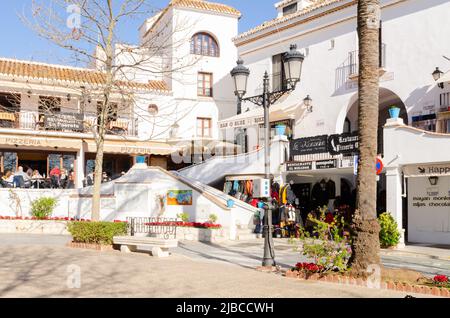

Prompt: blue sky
[{"left": 0, "top": 0, "right": 276, "bottom": 65}]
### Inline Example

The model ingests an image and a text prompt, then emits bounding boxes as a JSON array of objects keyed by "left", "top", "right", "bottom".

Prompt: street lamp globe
[
  {"left": 283, "top": 44, "right": 305, "bottom": 89},
  {"left": 432, "top": 67, "right": 444, "bottom": 81},
  {"left": 230, "top": 58, "right": 250, "bottom": 99},
  {"left": 304, "top": 95, "right": 313, "bottom": 112}
]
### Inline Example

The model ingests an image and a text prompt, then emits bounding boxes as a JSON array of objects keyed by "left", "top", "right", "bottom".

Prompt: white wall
[
  {"left": 408, "top": 176, "right": 450, "bottom": 245},
  {"left": 236, "top": 0, "right": 450, "bottom": 146}
]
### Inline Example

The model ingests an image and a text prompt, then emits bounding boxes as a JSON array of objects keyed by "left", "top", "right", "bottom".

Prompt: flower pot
[
  {"left": 227, "top": 199, "right": 235, "bottom": 208},
  {"left": 275, "top": 125, "right": 286, "bottom": 136},
  {"left": 388, "top": 107, "right": 400, "bottom": 119},
  {"left": 136, "top": 156, "right": 146, "bottom": 164}
]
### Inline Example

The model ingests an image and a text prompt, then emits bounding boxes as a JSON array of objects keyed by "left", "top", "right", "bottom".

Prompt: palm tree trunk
[{"left": 349, "top": 0, "right": 381, "bottom": 275}]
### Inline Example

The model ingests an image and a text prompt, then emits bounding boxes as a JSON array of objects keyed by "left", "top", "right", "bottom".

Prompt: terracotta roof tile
[
  {"left": 0, "top": 58, "right": 169, "bottom": 93},
  {"left": 171, "top": 0, "right": 240, "bottom": 17},
  {"left": 235, "top": 0, "right": 346, "bottom": 43}
]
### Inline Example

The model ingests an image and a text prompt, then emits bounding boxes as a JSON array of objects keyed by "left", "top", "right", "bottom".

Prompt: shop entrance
[{"left": 18, "top": 152, "right": 47, "bottom": 176}]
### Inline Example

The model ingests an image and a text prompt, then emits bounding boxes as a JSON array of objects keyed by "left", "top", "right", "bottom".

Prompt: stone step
[{"left": 236, "top": 232, "right": 261, "bottom": 241}]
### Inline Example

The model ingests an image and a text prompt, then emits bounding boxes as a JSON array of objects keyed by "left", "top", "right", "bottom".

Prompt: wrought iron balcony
[{"left": 0, "top": 110, "right": 138, "bottom": 137}]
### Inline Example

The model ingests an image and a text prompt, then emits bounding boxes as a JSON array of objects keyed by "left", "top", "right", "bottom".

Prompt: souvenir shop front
[
  {"left": 282, "top": 132, "right": 364, "bottom": 229},
  {"left": 222, "top": 174, "right": 304, "bottom": 238}
]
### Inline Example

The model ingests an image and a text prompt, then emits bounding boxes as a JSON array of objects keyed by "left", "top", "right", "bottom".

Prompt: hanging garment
[
  {"left": 223, "top": 181, "right": 232, "bottom": 195},
  {"left": 233, "top": 180, "right": 239, "bottom": 192},
  {"left": 286, "top": 205, "right": 296, "bottom": 222},
  {"left": 238, "top": 181, "right": 245, "bottom": 194},
  {"left": 271, "top": 189, "right": 279, "bottom": 201},
  {"left": 326, "top": 179, "right": 336, "bottom": 199},
  {"left": 311, "top": 182, "right": 328, "bottom": 207},
  {"left": 245, "top": 180, "right": 253, "bottom": 196},
  {"left": 280, "top": 185, "right": 289, "bottom": 205},
  {"left": 286, "top": 188, "right": 296, "bottom": 205},
  {"left": 272, "top": 182, "right": 280, "bottom": 196}
]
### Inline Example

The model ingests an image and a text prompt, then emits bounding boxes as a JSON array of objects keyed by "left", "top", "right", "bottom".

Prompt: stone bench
[{"left": 113, "top": 236, "right": 178, "bottom": 257}]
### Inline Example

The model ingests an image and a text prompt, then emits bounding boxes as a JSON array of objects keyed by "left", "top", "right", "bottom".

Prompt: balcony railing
[
  {"left": 0, "top": 110, "right": 138, "bottom": 137},
  {"left": 349, "top": 43, "right": 387, "bottom": 77}
]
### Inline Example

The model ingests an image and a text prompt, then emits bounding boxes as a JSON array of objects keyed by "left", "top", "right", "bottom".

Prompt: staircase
[{"left": 235, "top": 225, "right": 260, "bottom": 241}]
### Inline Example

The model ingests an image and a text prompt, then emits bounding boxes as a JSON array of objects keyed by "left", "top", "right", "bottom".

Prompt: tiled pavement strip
[{"left": 0, "top": 234, "right": 447, "bottom": 297}]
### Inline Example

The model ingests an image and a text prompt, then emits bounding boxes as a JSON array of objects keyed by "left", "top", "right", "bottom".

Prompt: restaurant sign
[
  {"left": 404, "top": 163, "right": 450, "bottom": 177},
  {"left": 44, "top": 112, "right": 84, "bottom": 132},
  {"left": 290, "top": 135, "right": 328, "bottom": 156},
  {"left": 327, "top": 132, "right": 359, "bottom": 155},
  {"left": 286, "top": 161, "right": 313, "bottom": 172},
  {"left": 316, "top": 159, "right": 337, "bottom": 170},
  {"left": 219, "top": 116, "right": 264, "bottom": 129}
]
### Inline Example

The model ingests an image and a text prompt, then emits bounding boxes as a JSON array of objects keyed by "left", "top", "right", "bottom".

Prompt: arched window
[
  {"left": 190, "top": 33, "right": 219, "bottom": 57},
  {"left": 343, "top": 117, "right": 352, "bottom": 134}
]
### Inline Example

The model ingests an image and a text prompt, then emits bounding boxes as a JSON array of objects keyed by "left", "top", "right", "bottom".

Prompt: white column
[
  {"left": 385, "top": 166, "right": 405, "bottom": 247},
  {"left": 76, "top": 143, "right": 85, "bottom": 189}
]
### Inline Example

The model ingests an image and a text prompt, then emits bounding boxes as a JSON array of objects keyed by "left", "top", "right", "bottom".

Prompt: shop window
[
  {"left": 190, "top": 33, "right": 219, "bottom": 57},
  {"left": 86, "top": 159, "right": 96, "bottom": 175},
  {"left": 197, "top": 72, "right": 213, "bottom": 97},
  {"left": 39, "top": 96, "right": 61, "bottom": 114},
  {"left": 63, "top": 155, "right": 75, "bottom": 173},
  {"left": 440, "top": 92, "right": 450, "bottom": 111},
  {"left": 97, "top": 101, "right": 118, "bottom": 124},
  {"left": 0, "top": 93, "right": 20, "bottom": 112},
  {"left": 411, "top": 113, "right": 437, "bottom": 132},
  {"left": 197, "top": 117, "right": 212, "bottom": 138},
  {"left": 282, "top": 3, "right": 297, "bottom": 16},
  {"left": 48, "top": 154, "right": 62, "bottom": 171},
  {"left": 1, "top": 152, "right": 17, "bottom": 173},
  {"left": 272, "top": 53, "right": 287, "bottom": 92}
]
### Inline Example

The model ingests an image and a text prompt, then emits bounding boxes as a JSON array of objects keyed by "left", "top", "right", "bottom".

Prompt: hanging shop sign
[
  {"left": 290, "top": 135, "right": 328, "bottom": 156},
  {"left": 286, "top": 161, "right": 313, "bottom": 172},
  {"left": 403, "top": 163, "right": 450, "bottom": 177},
  {"left": 316, "top": 159, "right": 337, "bottom": 170},
  {"left": 44, "top": 112, "right": 84, "bottom": 132},
  {"left": 327, "top": 132, "right": 359, "bottom": 155}
]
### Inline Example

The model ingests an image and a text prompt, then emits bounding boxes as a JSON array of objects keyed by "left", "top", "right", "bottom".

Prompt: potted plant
[
  {"left": 388, "top": 105, "right": 401, "bottom": 119},
  {"left": 275, "top": 124, "right": 286, "bottom": 136}
]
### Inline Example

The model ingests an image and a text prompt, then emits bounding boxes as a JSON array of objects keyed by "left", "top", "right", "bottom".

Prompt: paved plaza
[{"left": 0, "top": 234, "right": 447, "bottom": 298}]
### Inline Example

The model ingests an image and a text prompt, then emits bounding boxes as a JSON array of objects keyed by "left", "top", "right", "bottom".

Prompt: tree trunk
[
  {"left": 349, "top": 0, "right": 381, "bottom": 275},
  {"left": 91, "top": 137, "right": 105, "bottom": 221}
]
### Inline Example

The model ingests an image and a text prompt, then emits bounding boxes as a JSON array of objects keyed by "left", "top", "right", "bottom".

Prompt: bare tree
[{"left": 22, "top": 0, "right": 200, "bottom": 220}]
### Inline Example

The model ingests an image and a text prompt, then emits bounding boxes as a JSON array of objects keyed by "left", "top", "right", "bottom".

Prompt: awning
[
  {"left": 403, "top": 163, "right": 450, "bottom": 177},
  {"left": 0, "top": 133, "right": 81, "bottom": 150},
  {"left": 437, "top": 71, "right": 450, "bottom": 84},
  {"left": 218, "top": 93, "right": 304, "bottom": 129},
  {"left": 85, "top": 139, "right": 175, "bottom": 156}
]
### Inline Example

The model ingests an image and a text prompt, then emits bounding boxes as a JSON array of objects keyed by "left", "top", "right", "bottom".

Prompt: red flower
[{"left": 434, "top": 275, "right": 449, "bottom": 283}]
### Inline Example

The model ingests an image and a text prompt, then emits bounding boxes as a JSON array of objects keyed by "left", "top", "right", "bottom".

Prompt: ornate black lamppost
[{"left": 230, "top": 44, "right": 304, "bottom": 267}]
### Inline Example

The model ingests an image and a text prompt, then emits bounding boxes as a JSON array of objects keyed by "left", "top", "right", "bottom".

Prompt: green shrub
[
  {"left": 293, "top": 206, "right": 352, "bottom": 273},
  {"left": 68, "top": 221, "right": 127, "bottom": 245},
  {"left": 208, "top": 213, "right": 218, "bottom": 224},
  {"left": 378, "top": 212, "right": 400, "bottom": 248},
  {"left": 31, "top": 197, "right": 58, "bottom": 220},
  {"left": 177, "top": 212, "right": 190, "bottom": 222}
]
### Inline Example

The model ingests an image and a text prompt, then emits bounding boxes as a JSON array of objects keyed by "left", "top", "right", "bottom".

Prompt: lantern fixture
[
  {"left": 283, "top": 44, "right": 305, "bottom": 89},
  {"left": 432, "top": 67, "right": 444, "bottom": 89},
  {"left": 230, "top": 58, "right": 250, "bottom": 99},
  {"left": 304, "top": 95, "right": 313, "bottom": 113}
]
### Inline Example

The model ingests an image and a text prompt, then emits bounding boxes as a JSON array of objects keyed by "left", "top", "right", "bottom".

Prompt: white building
[
  {"left": 0, "top": 0, "right": 240, "bottom": 187},
  {"left": 187, "top": 0, "right": 450, "bottom": 245}
]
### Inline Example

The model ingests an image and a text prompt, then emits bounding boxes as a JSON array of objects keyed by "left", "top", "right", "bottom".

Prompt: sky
[{"left": 0, "top": 0, "right": 277, "bottom": 65}]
